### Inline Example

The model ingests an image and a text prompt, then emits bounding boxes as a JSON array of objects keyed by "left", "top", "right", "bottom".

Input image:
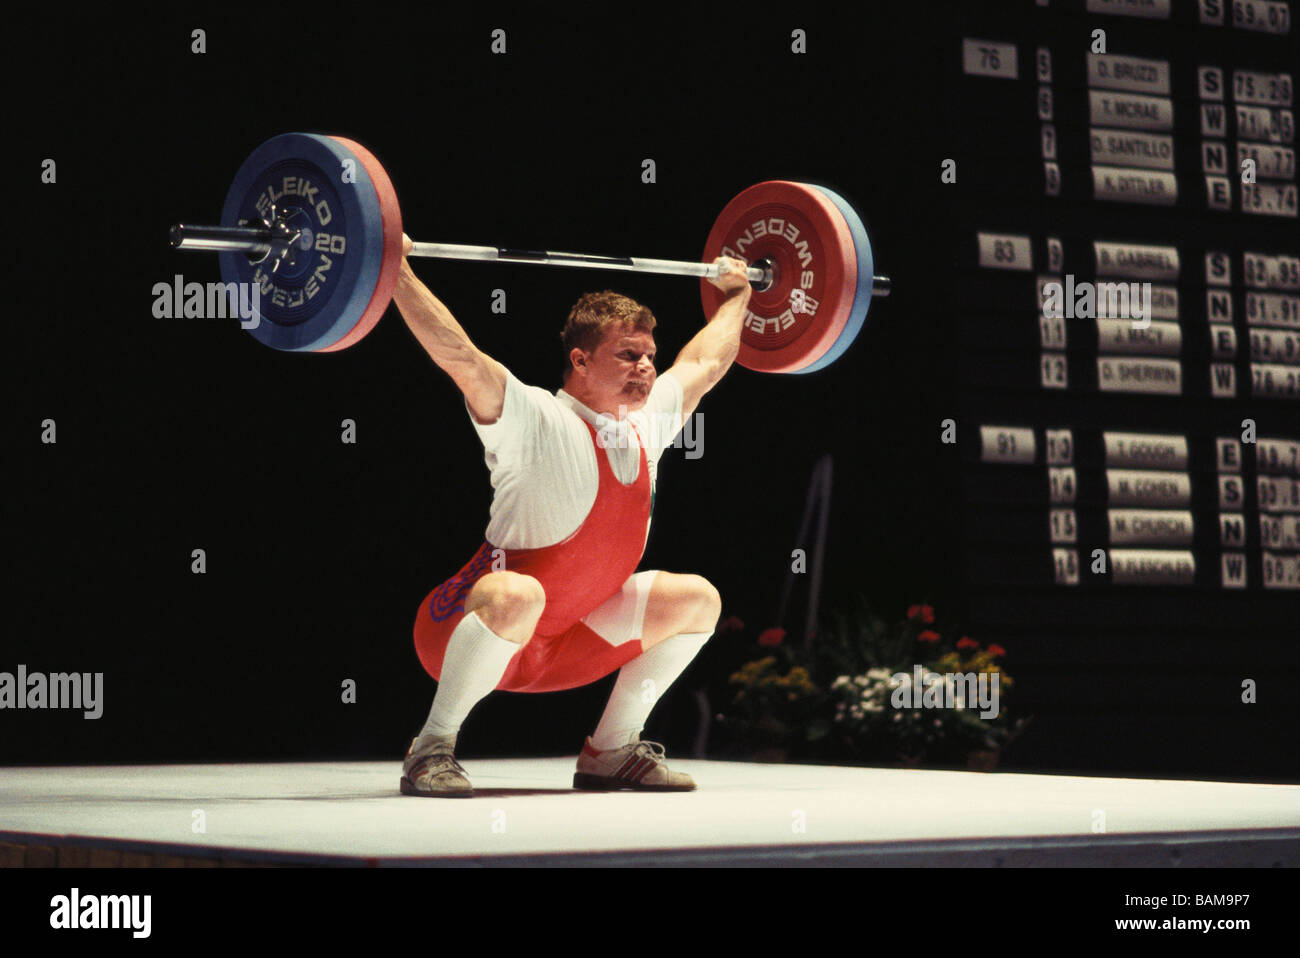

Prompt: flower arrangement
[
  {"left": 718, "top": 598, "right": 1029, "bottom": 768},
  {"left": 720, "top": 628, "right": 821, "bottom": 760}
]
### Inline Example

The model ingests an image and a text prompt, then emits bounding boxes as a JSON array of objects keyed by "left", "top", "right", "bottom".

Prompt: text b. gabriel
[{"left": 0, "top": 666, "right": 103, "bottom": 719}]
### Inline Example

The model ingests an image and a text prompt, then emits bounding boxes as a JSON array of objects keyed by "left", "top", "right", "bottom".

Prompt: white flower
[
  {"left": 866, "top": 668, "right": 893, "bottom": 681},
  {"left": 832, "top": 676, "right": 850, "bottom": 689}
]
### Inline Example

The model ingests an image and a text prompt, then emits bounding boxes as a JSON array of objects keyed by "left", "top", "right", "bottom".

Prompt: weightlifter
[{"left": 393, "top": 234, "right": 752, "bottom": 796}]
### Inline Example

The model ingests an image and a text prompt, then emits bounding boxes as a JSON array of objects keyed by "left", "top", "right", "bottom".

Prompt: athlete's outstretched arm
[
  {"left": 392, "top": 234, "right": 507, "bottom": 424},
  {"left": 666, "top": 257, "right": 751, "bottom": 419}
]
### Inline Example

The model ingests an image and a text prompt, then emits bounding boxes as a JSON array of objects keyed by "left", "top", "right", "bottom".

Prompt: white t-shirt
[{"left": 465, "top": 368, "right": 685, "bottom": 549}]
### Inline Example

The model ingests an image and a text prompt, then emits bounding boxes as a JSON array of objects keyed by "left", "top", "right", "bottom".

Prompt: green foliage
[{"left": 717, "top": 596, "right": 1030, "bottom": 767}]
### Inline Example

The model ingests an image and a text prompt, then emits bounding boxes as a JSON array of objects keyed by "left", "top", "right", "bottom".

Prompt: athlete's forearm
[
  {"left": 676, "top": 286, "right": 750, "bottom": 380},
  {"left": 392, "top": 261, "right": 483, "bottom": 372},
  {"left": 392, "top": 260, "right": 507, "bottom": 422}
]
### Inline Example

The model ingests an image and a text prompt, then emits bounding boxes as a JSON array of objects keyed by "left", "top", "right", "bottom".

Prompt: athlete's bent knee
[
  {"left": 688, "top": 576, "right": 722, "bottom": 634},
  {"left": 467, "top": 572, "right": 546, "bottom": 643}
]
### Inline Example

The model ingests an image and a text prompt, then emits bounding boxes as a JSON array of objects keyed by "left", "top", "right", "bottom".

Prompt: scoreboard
[{"left": 948, "top": 0, "right": 1298, "bottom": 638}]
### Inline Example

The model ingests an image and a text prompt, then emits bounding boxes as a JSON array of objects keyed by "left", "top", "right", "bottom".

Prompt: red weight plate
[
  {"left": 700, "top": 181, "right": 857, "bottom": 373},
  {"left": 316, "top": 136, "right": 404, "bottom": 353}
]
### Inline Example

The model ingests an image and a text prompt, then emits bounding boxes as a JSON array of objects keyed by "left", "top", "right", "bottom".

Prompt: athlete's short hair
[{"left": 561, "top": 291, "right": 657, "bottom": 381}]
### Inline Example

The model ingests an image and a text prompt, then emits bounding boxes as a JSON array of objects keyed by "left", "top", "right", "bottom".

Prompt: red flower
[
  {"left": 718, "top": 615, "right": 745, "bottom": 633},
  {"left": 987, "top": 643, "right": 1006, "bottom": 657},
  {"left": 907, "top": 604, "right": 935, "bottom": 624},
  {"left": 956, "top": 637, "right": 979, "bottom": 651},
  {"left": 917, "top": 630, "right": 941, "bottom": 644},
  {"left": 757, "top": 627, "right": 786, "bottom": 647}
]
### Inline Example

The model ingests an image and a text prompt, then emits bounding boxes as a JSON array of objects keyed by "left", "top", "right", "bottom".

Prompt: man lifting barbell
[
  {"left": 169, "top": 132, "right": 889, "bottom": 794},
  {"left": 395, "top": 234, "right": 753, "bottom": 795}
]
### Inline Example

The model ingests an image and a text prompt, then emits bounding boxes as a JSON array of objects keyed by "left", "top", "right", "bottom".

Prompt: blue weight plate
[
  {"left": 791, "top": 184, "right": 874, "bottom": 374},
  {"left": 219, "top": 133, "right": 386, "bottom": 352}
]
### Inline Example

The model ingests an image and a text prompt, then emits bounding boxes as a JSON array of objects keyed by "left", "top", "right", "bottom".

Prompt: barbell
[{"left": 169, "top": 133, "right": 889, "bottom": 373}]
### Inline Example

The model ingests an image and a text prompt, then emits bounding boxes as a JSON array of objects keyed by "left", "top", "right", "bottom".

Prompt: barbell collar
[
  {"left": 170, "top": 223, "right": 273, "bottom": 257},
  {"left": 170, "top": 221, "right": 306, "bottom": 273}
]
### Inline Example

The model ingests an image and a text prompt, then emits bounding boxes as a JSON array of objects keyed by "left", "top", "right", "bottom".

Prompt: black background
[{"left": 6, "top": 3, "right": 1297, "bottom": 781}]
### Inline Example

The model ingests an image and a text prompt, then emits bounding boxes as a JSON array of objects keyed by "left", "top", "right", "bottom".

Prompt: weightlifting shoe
[
  {"left": 400, "top": 733, "right": 474, "bottom": 798},
  {"left": 573, "top": 734, "right": 696, "bottom": 791}
]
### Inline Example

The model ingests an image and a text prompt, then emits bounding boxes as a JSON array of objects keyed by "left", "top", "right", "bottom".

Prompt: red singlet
[{"left": 413, "top": 419, "right": 651, "bottom": 693}]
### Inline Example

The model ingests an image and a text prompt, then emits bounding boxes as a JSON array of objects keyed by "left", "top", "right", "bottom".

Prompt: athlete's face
[{"left": 578, "top": 325, "right": 657, "bottom": 414}]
